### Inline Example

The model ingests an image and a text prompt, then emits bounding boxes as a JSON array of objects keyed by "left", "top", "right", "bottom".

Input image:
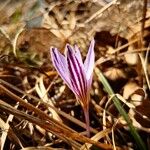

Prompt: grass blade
[{"left": 95, "top": 67, "right": 147, "bottom": 150}]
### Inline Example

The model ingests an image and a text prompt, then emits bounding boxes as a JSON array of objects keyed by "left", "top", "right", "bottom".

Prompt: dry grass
[{"left": 0, "top": 0, "right": 150, "bottom": 149}]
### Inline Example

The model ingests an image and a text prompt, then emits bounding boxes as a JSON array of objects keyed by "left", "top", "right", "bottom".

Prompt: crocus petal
[
  {"left": 50, "top": 48, "right": 72, "bottom": 89},
  {"left": 84, "top": 39, "right": 95, "bottom": 80},
  {"left": 66, "top": 45, "right": 87, "bottom": 99},
  {"left": 74, "top": 45, "right": 83, "bottom": 65},
  {"left": 87, "top": 75, "right": 93, "bottom": 93}
]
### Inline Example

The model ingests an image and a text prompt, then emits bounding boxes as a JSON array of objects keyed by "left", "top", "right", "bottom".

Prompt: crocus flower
[{"left": 50, "top": 40, "right": 95, "bottom": 136}]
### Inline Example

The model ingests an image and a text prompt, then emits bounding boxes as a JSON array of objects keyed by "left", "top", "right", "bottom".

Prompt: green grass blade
[{"left": 95, "top": 68, "right": 147, "bottom": 150}]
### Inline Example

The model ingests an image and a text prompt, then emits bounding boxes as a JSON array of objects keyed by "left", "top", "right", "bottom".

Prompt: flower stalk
[{"left": 50, "top": 40, "right": 95, "bottom": 136}]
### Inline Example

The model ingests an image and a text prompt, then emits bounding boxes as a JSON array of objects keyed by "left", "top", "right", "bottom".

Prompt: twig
[{"left": 85, "top": 0, "right": 117, "bottom": 23}]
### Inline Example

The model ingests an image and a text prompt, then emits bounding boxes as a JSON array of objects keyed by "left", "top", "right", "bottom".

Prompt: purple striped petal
[
  {"left": 84, "top": 39, "right": 95, "bottom": 80},
  {"left": 50, "top": 48, "right": 72, "bottom": 89},
  {"left": 74, "top": 45, "right": 83, "bottom": 65},
  {"left": 66, "top": 45, "right": 87, "bottom": 99}
]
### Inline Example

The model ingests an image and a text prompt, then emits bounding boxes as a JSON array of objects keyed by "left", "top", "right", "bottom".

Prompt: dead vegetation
[{"left": 0, "top": 0, "right": 150, "bottom": 149}]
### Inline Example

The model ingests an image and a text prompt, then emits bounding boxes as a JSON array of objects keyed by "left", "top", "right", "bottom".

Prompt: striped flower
[{"left": 50, "top": 40, "right": 95, "bottom": 136}]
